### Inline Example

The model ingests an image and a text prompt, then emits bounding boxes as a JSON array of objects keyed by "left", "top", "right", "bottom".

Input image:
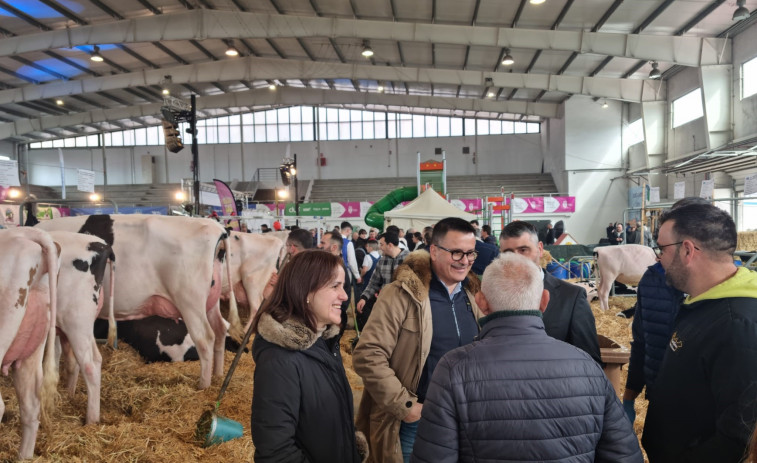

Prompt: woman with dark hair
[{"left": 250, "top": 250, "right": 367, "bottom": 463}]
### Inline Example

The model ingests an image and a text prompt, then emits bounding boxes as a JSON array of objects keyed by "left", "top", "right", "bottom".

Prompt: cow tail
[
  {"left": 223, "top": 237, "right": 244, "bottom": 342},
  {"left": 39, "top": 233, "right": 60, "bottom": 429},
  {"left": 106, "top": 251, "right": 117, "bottom": 349}
]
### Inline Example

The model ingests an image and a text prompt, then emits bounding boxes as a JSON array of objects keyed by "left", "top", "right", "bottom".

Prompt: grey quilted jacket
[{"left": 410, "top": 311, "right": 643, "bottom": 463}]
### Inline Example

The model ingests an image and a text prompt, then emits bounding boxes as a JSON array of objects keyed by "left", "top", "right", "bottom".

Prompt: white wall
[
  {"left": 562, "top": 96, "right": 630, "bottom": 243},
  {"left": 733, "top": 21, "right": 757, "bottom": 140},
  {"left": 542, "top": 116, "right": 567, "bottom": 194},
  {"left": 0, "top": 140, "right": 14, "bottom": 158}
]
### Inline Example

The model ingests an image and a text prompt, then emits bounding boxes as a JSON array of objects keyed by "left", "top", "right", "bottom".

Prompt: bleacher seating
[
  {"left": 40, "top": 183, "right": 183, "bottom": 208},
  {"left": 307, "top": 174, "right": 558, "bottom": 203}
]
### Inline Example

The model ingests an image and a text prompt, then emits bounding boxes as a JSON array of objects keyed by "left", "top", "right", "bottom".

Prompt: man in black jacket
[
  {"left": 641, "top": 203, "right": 757, "bottom": 462},
  {"left": 499, "top": 221, "right": 602, "bottom": 364},
  {"left": 411, "top": 253, "right": 642, "bottom": 462}
]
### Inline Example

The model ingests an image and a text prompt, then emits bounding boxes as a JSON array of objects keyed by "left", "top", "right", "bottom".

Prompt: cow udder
[
  {"left": 2, "top": 289, "right": 50, "bottom": 375},
  {"left": 134, "top": 295, "right": 182, "bottom": 320}
]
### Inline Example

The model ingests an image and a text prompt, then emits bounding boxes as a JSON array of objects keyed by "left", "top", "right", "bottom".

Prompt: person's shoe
[{"left": 616, "top": 311, "right": 629, "bottom": 318}]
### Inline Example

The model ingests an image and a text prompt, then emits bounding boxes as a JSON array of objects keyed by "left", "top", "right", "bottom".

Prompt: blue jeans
[{"left": 399, "top": 420, "right": 419, "bottom": 463}]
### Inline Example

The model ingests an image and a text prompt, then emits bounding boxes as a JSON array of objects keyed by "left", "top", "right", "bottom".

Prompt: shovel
[
  {"left": 194, "top": 304, "right": 258, "bottom": 447},
  {"left": 196, "top": 252, "right": 290, "bottom": 446}
]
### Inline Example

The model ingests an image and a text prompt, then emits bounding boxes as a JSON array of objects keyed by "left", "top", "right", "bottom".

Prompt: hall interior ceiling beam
[
  {"left": 0, "top": 9, "right": 730, "bottom": 67},
  {"left": 0, "top": 56, "right": 665, "bottom": 105},
  {"left": 0, "top": 87, "right": 560, "bottom": 140}
]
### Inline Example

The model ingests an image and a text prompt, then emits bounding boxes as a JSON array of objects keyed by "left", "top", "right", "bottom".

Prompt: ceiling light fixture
[
  {"left": 160, "top": 75, "right": 172, "bottom": 95},
  {"left": 55, "top": 99, "right": 64, "bottom": 106},
  {"left": 269, "top": 83, "right": 277, "bottom": 90},
  {"left": 502, "top": 48, "right": 514, "bottom": 66},
  {"left": 648, "top": 61, "right": 662, "bottom": 79},
  {"left": 487, "top": 92, "right": 495, "bottom": 98},
  {"left": 530, "top": 0, "right": 546, "bottom": 4},
  {"left": 601, "top": 100, "right": 609, "bottom": 109},
  {"left": 377, "top": 85, "right": 384, "bottom": 92},
  {"left": 225, "top": 45, "right": 239, "bottom": 57},
  {"left": 733, "top": 0, "right": 750, "bottom": 21},
  {"left": 90, "top": 45, "right": 104, "bottom": 62},
  {"left": 361, "top": 40, "right": 374, "bottom": 58}
]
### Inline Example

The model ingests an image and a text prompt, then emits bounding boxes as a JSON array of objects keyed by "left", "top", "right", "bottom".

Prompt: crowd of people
[{"left": 248, "top": 204, "right": 757, "bottom": 463}]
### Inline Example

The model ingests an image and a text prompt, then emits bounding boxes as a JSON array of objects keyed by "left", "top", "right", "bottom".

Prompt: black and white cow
[
  {"left": 45, "top": 230, "right": 115, "bottom": 425},
  {"left": 93, "top": 316, "right": 242, "bottom": 363}
]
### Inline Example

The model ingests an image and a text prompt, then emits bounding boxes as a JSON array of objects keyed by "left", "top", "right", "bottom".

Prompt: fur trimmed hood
[
  {"left": 394, "top": 250, "right": 481, "bottom": 301},
  {"left": 257, "top": 312, "right": 340, "bottom": 351}
]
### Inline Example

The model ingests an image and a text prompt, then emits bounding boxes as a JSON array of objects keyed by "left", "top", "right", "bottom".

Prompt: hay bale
[
  {"left": 541, "top": 250, "right": 553, "bottom": 269},
  {"left": 738, "top": 231, "right": 757, "bottom": 252}
]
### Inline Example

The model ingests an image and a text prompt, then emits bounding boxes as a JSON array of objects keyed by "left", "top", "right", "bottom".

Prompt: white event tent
[{"left": 384, "top": 187, "right": 475, "bottom": 230}]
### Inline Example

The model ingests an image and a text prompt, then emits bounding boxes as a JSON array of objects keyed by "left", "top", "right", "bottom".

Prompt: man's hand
[
  {"left": 356, "top": 299, "right": 366, "bottom": 313},
  {"left": 623, "top": 399, "right": 636, "bottom": 424},
  {"left": 262, "top": 272, "right": 278, "bottom": 299},
  {"left": 403, "top": 403, "right": 423, "bottom": 423},
  {"left": 357, "top": 276, "right": 362, "bottom": 284}
]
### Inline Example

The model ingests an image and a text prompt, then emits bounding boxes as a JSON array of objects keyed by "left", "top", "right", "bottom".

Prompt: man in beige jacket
[{"left": 353, "top": 217, "right": 484, "bottom": 463}]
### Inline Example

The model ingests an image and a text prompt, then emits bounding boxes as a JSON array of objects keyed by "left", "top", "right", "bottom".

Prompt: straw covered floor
[{"left": 1, "top": 294, "right": 644, "bottom": 462}]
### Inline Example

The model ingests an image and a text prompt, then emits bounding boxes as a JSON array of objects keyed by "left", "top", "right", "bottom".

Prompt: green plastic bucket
[{"left": 196, "top": 410, "right": 244, "bottom": 447}]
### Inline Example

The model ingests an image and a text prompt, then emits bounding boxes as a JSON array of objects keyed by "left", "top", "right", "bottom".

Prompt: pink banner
[
  {"left": 544, "top": 196, "right": 575, "bottom": 213},
  {"left": 483, "top": 196, "right": 575, "bottom": 214},
  {"left": 333, "top": 201, "right": 362, "bottom": 218},
  {"left": 450, "top": 198, "right": 483, "bottom": 213},
  {"left": 258, "top": 203, "right": 286, "bottom": 214},
  {"left": 252, "top": 196, "right": 574, "bottom": 217},
  {"left": 213, "top": 179, "right": 240, "bottom": 231}
]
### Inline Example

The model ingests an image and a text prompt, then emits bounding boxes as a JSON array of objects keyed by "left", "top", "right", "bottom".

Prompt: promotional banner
[
  {"left": 543, "top": 196, "right": 575, "bottom": 213},
  {"left": 1, "top": 204, "right": 19, "bottom": 228},
  {"left": 331, "top": 201, "right": 362, "bottom": 218},
  {"left": 485, "top": 196, "right": 575, "bottom": 214},
  {"left": 71, "top": 206, "right": 167, "bottom": 216},
  {"left": 256, "top": 203, "right": 287, "bottom": 214},
  {"left": 450, "top": 198, "right": 483, "bottom": 213},
  {"left": 251, "top": 196, "right": 574, "bottom": 219},
  {"left": 284, "top": 202, "right": 331, "bottom": 216},
  {"left": 509, "top": 197, "right": 544, "bottom": 214},
  {"left": 213, "top": 179, "right": 239, "bottom": 231}
]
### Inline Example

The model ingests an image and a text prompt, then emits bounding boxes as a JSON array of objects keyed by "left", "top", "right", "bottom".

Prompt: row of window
[
  {"left": 625, "top": 54, "right": 757, "bottom": 143},
  {"left": 28, "top": 107, "right": 540, "bottom": 149},
  {"left": 27, "top": 54, "right": 756, "bottom": 150}
]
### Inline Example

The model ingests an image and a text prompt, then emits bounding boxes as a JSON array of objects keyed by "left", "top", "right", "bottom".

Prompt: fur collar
[
  {"left": 257, "top": 312, "right": 340, "bottom": 351},
  {"left": 394, "top": 250, "right": 481, "bottom": 302}
]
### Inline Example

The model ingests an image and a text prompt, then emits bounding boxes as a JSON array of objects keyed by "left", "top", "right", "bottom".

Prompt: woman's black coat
[{"left": 251, "top": 313, "right": 364, "bottom": 463}]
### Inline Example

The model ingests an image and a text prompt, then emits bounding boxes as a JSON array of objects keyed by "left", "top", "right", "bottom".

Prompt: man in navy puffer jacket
[
  {"left": 410, "top": 253, "right": 642, "bottom": 463},
  {"left": 622, "top": 261, "right": 684, "bottom": 423}
]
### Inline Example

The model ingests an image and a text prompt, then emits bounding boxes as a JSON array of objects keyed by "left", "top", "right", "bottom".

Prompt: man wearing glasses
[
  {"left": 353, "top": 217, "right": 484, "bottom": 463},
  {"left": 641, "top": 202, "right": 757, "bottom": 462},
  {"left": 621, "top": 197, "right": 707, "bottom": 427}
]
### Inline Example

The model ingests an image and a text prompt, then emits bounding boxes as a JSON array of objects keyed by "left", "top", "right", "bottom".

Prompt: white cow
[
  {"left": 222, "top": 231, "right": 287, "bottom": 323},
  {"left": 595, "top": 244, "right": 657, "bottom": 310},
  {"left": 44, "top": 231, "right": 115, "bottom": 425},
  {"left": 0, "top": 227, "right": 59, "bottom": 460},
  {"left": 38, "top": 215, "right": 240, "bottom": 389}
]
